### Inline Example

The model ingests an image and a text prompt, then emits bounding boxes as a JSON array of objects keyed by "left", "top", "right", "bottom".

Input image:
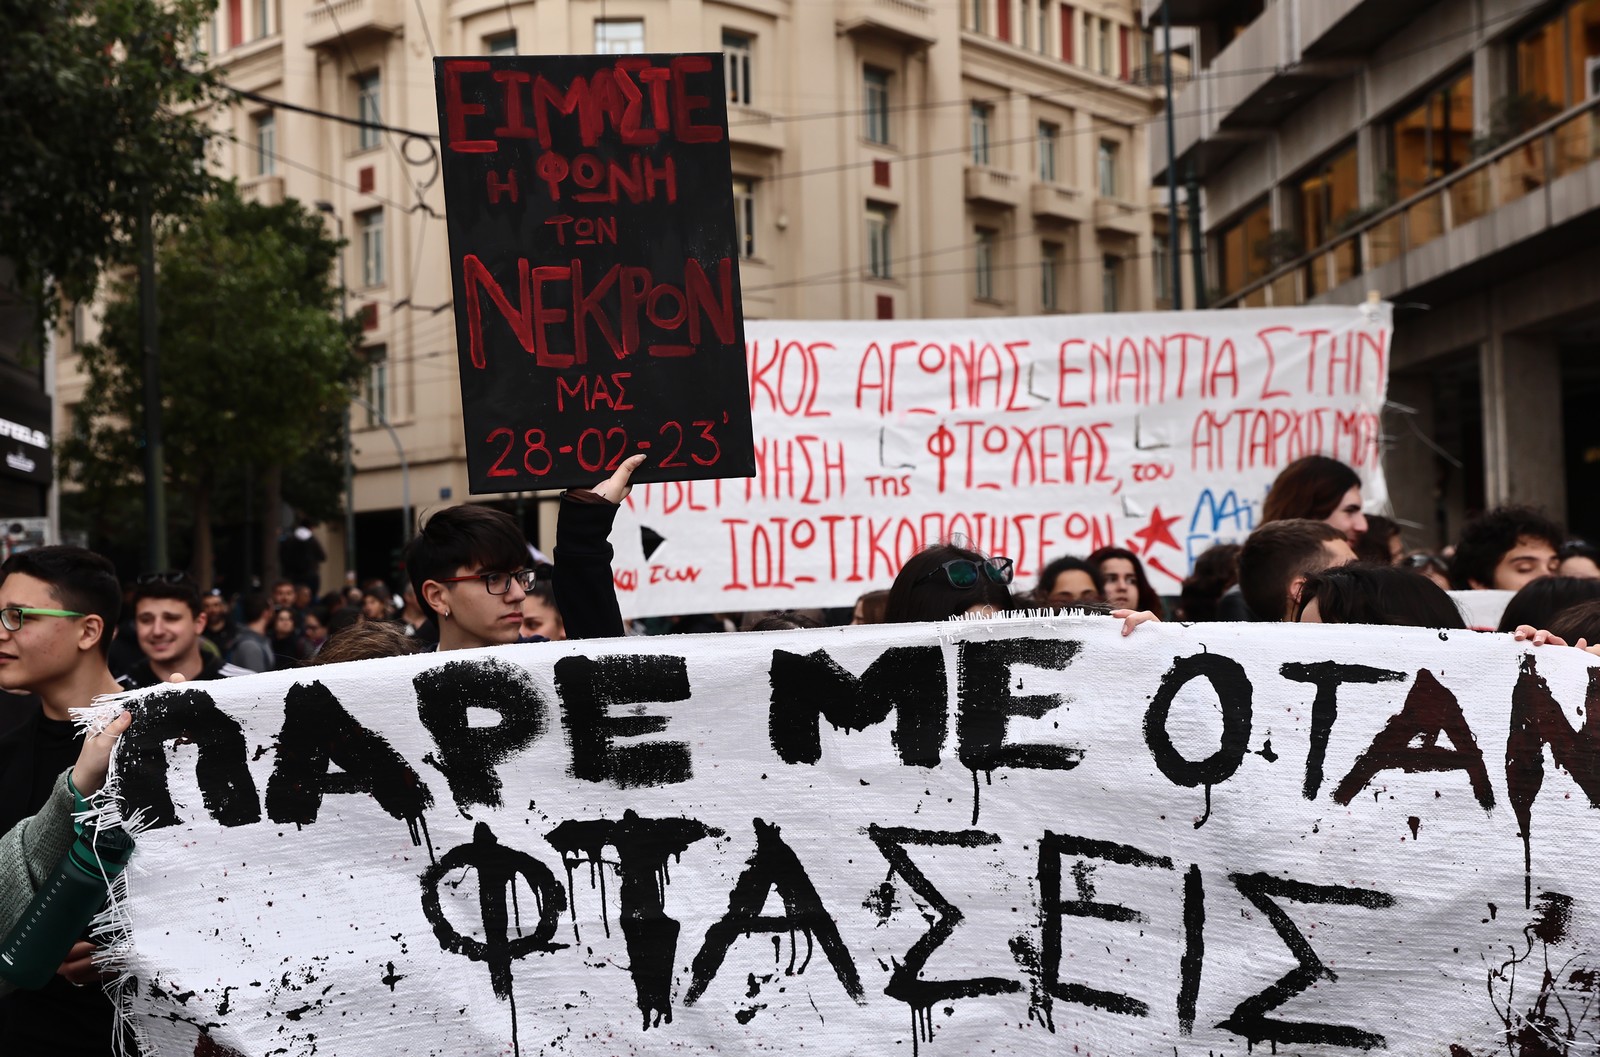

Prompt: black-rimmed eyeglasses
[{"left": 437, "top": 569, "right": 538, "bottom": 595}]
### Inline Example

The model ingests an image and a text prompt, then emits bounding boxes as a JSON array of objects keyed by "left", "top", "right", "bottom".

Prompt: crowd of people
[{"left": 0, "top": 449, "right": 1594, "bottom": 1053}]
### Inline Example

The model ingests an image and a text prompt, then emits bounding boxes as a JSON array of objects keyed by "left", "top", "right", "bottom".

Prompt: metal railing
[{"left": 1217, "top": 94, "right": 1600, "bottom": 308}]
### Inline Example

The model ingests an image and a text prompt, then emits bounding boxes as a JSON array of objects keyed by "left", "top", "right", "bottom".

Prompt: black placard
[{"left": 434, "top": 53, "right": 755, "bottom": 493}]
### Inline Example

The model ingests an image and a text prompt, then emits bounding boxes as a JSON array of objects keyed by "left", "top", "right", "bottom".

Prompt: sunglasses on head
[
  {"left": 916, "top": 556, "right": 1015, "bottom": 589},
  {"left": 136, "top": 570, "right": 190, "bottom": 585}
]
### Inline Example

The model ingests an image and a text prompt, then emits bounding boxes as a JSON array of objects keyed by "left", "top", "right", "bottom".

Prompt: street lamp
[{"left": 315, "top": 200, "right": 357, "bottom": 582}]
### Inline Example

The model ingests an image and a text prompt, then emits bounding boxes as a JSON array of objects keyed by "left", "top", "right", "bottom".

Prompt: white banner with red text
[
  {"left": 608, "top": 305, "right": 1391, "bottom": 618},
  {"left": 102, "top": 616, "right": 1597, "bottom": 1057}
]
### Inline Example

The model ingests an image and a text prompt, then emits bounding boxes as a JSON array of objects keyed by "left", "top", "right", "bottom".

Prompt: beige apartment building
[
  {"left": 57, "top": 0, "right": 1171, "bottom": 583},
  {"left": 1151, "top": 0, "right": 1600, "bottom": 547}
]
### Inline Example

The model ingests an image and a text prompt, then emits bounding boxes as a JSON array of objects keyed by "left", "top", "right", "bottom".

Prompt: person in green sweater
[
  {"left": 0, "top": 545, "right": 133, "bottom": 1052},
  {"left": 0, "top": 706, "right": 130, "bottom": 999}
]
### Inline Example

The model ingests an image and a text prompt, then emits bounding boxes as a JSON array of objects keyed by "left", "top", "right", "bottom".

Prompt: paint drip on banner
[{"left": 92, "top": 615, "right": 1600, "bottom": 1057}]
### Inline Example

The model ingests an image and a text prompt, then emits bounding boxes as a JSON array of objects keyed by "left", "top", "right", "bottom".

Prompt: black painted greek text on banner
[
  {"left": 99, "top": 619, "right": 1600, "bottom": 1056},
  {"left": 434, "top": 53, "right": 755, "bottom": 493}
]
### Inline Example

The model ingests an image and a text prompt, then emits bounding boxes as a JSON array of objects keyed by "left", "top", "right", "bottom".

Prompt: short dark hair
[
  {"left": 270, "top": 578, "right": 294, "bottom": 592},
  {"left": 1035, "top": 555, "right": 1104, "bottom": 600},
  {"left": 886, "top": 544, "right": 1013, "bottom": 623},
  {"left": 1494, "top": 576, "right": 1600, "bottom": 634},
  {"left": 131, "top": 575, "right": 202, "bottom": 618},
  {"left": 1238, "top": 519, "right": 1347, "bottom": 621},
  {"left": 1296, "top": 564, "right": 1466, "bottom": 629},
  {"left": 1354, "top": 514, "right": 1401, "bottom": 565},
  {"left": 240, "top": 592, "right": 271, "bottom": 624},
  {"left": 1262, "top": 456, "right": 1361, "bottom": 525},
  {"left": 0, "top": 546, "right": 121, "bottom": 657},
  {"left": 1449, "top": 506, "right": 1563, "bottom": 589},
  {"left": 1177, "top": 542, "right": 1241, "bottom": 622},
  {"left": 403, "top": 505, "right": 529, "bottom": 621},
  {"left": 1548, "top": 599, "right": 1600, "bottom": 645}
]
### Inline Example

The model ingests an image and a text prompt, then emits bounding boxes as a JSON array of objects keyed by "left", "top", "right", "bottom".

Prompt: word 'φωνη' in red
[
  {"left": 462, "top": 254, "right": 736, "bottom": 368},
  {"left": 442, "top": 57, "right": 724, "bottom": 153}
]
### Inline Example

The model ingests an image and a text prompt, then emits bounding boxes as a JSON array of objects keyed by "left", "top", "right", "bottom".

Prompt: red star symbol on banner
[{"left": 1131, "top": 507, "right": 1182, "bottom": 556}]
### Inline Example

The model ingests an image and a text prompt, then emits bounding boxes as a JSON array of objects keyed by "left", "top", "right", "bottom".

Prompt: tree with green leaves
[
  {"left": 62, "top": 187, "right": 362, "bottom": 587},
  {"left": 0, "top": 0, "right": 218, "bottom": 322}
]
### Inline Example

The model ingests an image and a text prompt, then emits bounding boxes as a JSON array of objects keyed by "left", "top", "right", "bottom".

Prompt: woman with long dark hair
[
  {"left": 1087, "top": 546, "right": 1164, "bottom": 618},
  {"left": 885, "top": 543, "right": 1015, "bottom": 623},
  {"left": 1262, "top": 455, "right": 1367, "bottom": 544}
]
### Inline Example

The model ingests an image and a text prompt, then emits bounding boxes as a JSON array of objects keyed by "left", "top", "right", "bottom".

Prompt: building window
[
  {"left": 254, "top": 0, "right": 269, "bottom": 38},
  {"left": 356, "top": 71, "right": 382, "bottom": 151},
  {"left": 1097, "top": 140, "right": 1118, "bottom": 197},
  {"left": 358, "top": 208, "right": 385, "bottom": 287},
  {"left": 595, "top": 19, "right": 644, "bottom": 53},
  {"left": 1295, "top": 140, "right": 1359, "bottom": 252},
  {"left": 1153, "top": 233, "right": 1171, "bottom": 305},
  {"left": 970, "top": 0, "right": 986, "bottom": 33},
  {"left": 1101, "top": 254, "right": 1122, "bottom": 312},
  {"left": 253, "top": 112, "right": 275, "bottom": 176},
  {"left": 867, "top": 206, "right": 893, "bottom": 279},
  {"left": 724, "top": 32, "right": 753, "bottom": 105},
  {"left": 975, "top": 228, "right": 996, "bottom": 301},
  {"left": 732, "top": 178, "right": 756, "bottom": 259},
  {"left": 363, "top": 346, "right": 388, "bottom": 428},
  {"left": 1217, "top": 198, "right": 1272, "bottom": 297},
  {"left": 484, "top": 31, "right": 517, "bottom": 55},
  {"left": 864, "top": 66, "right": 891, "bottom": 144},
  {"left": 1517, "top": 1, "right": 1600, "bottom": 113},
  {"left": 970, "top": 102, "right": 992, "bottom": 165},
  {"left": 1037, "top": 121, "right": 1059, "bottom": 182},
  {"left": 1387, "top": 68, "right": 1473, "bottom": 199},
  {"left": 1038, "top": 0, "right": 1051, "bottom": 54},
  {"left": 1041, "top": 241, "right": 1062, "bottom": 312},
  {"left": 1021, "top": 0, "right": 1032, "bottom": 48}
]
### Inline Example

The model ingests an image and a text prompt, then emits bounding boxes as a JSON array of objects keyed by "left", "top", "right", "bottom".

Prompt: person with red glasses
[{"left": 403, "top": 455, "right": 645, "bottom": 652}]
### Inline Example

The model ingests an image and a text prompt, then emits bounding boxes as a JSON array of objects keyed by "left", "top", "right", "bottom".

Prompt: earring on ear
[{"left": 443, "top": 609, "right": 451, "bottom": 619}]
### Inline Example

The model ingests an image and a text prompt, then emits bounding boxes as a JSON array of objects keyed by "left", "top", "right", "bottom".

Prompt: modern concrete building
[
  {"left": 1151, "top": 0, "right": 1600, "bottom": 547},
  {"left": 56, "top": 0, "right": 1175, "bottom": 584}
]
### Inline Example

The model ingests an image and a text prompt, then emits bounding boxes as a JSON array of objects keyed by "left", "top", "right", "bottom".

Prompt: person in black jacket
[
  {"left": 404, "top": 455, "right": 642, "bottom": 650},
  {"left": 0, "top": 546, "right": 134, "bottom": 1054}
]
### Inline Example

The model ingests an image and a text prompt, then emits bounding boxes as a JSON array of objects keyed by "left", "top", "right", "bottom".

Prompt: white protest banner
[
  {"left": 608, "top": 304, "right": 1391, "bottom": 618},
  {"left": 103, "top": 618, "right": 1599, "bottom": 1057}
]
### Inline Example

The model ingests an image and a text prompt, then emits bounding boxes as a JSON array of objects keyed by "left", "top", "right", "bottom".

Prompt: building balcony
[
  {"left": 1151, "top": 0, "right": 1362, "bottom": 183},
  {"left": 1094, "top": 196, "right": 1143, "bottom": 236},
  {"left": 964, "top": 166, "right": 1022, "bottom": 209},
  {"left": 305, "top": 0, "right": 403, "bottom": 49},
  {"left": 1030, "top": 182, "right": 1088, "bottom": 223},
  {"left": 1217, "top": 97, "right": 1600, "bottom": 309},
  {"left": 836, "top": 0, "right": 936, "bottom": 49},
  {"left": 727, "top": 104, "right": 784, "bottom": 154},
  {"left": 241, "top": 175, "right": 285, "bottom": 207}
]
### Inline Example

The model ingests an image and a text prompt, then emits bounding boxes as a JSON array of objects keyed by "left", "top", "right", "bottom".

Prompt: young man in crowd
[
  {"left": 228, "top": 593, "right": 274, "bottom": 672},
  {"left": 270, "top": 579, "right": 298, "bottom": 612},
  {"left": 1237, "top": 519, "right": 1356, "bottom": 622},
  {"left": 405, "top": 454, "right": 642, "bottom": 651},
  {"left": 0, "top": 546, "right": 132, "bottom": 1053},
  {"left": 123, "top": 578, "right": 252, "bottom": 688},
  {"left": 1450, "top": 505, "right": 1562, "bottom": 591}
]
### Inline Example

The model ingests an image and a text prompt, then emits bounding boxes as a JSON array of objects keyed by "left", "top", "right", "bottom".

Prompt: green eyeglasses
[
  {"left": 0, "top": 607, "right": 88, "bottom": 632},
  {"left": 914, "top": 557, "right": 1015, "bottom": 589}
]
